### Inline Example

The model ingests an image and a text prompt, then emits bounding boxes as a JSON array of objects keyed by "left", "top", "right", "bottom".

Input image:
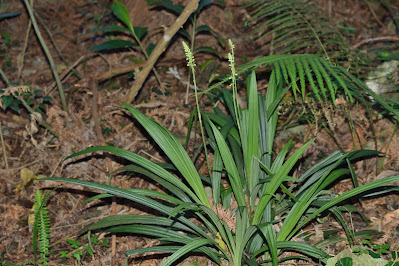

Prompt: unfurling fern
[
  {"left": 244, "top": 0, "right": 369, "bottom": 74},
  {"left": 32, "top": 189, "right": 51, "bottom": 266}
]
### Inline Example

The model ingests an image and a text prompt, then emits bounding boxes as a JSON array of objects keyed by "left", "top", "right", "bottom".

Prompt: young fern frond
[
  {"left": 33, "top": 189, "right": 51, "bottom": 266},
  {"left": 244, "top": 0, "right": 369, "bottom": 73}
]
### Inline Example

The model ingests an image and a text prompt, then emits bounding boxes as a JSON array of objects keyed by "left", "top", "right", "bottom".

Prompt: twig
[
  {"left": 0, "top": 121, "right": 9, "bottom": 170},
  {"left": 49, "top": 53, "right": 97, "bottom": 91},
  {"left": 0, "top": 68, "right": 10, "bottom": 85},
  {"left": 23, "top": 0, "right": 68, "bottom": 112},
  {"left": 33, "top": 10, "right": 68, "bottom": 65},
  {"left": 17, "top": 19, "right": 32, "bottom": 83},
  {"left": 90, "top": 78, "right": 104, "bottom": 146},
  {"left": 366, "top": 0, "right": 387, "bottom": 29},
  {"left": 125, "top": 0, "right": 200, "bottom": 104},
  {"left": 95, "top": 62, "right": 145, "bottom": 82},
  {"left": 353, "top": 36, "right": 399, "bottom": 49}
]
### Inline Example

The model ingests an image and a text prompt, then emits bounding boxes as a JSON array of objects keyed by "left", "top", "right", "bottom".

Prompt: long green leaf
[
  {"left": 65, "top": 146, "right": 200, "bottom": 204},
  {"left": 161, "top": 239, "right": 214, "bottom": 266},
  {"left": 253, "top": 139, "right": 314, "bottom": 224},
  {"left": 246, "top": 71, "right": 260, "bottom": 195},
  {"left": 288, "top": 175, "right": 399, "bottom": 240},
  {"left": 125, "top": 245, "right": 221, "bottom": 264},
  {"left": 122, "top": 102, "right": 211, "bottom": 207},
  {"left": 209, "top": 120, "right": 246, "bottom": 207},
  {"left": 79, "top": 214, "right": 194, "bottom": 235},
  {"left": 111, "top": 1, "right": 134, "bottom": 33},
  {"left": 41, "top": 177, "right": 209, "bottom": 239}
]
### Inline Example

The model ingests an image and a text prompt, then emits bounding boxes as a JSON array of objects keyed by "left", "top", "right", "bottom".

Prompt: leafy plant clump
[
  {"left": 59, "top": 234, "right": 110, "bottom": 263},
  {"left": 42, "top": 42, "right": 399, "bottom": 265}
]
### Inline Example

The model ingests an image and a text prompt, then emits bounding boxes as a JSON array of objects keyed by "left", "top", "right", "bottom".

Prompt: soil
[{"left": 1, "top": 0, "right": 399, "bottom": 265}]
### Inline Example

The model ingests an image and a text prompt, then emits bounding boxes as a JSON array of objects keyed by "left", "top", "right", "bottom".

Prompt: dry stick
[
  {"left": 0, "top": 68, "right": 9, "bottom": 85},
  {"left": 33, "top": 10, "right": 68, "bottom": 65},
  {"left": 49, "top": 53, "right": 98, "bottom": 91},
  {"left": 0, "top": 121, "right": 8, "bottom": 170},
  {"left": 23, "top": 0, "right": 67, "bottom": 112},
  {"left": 366, "top": 0, "right": 387, "bottom": 30},
  {"left": 353, "top": 36, "right": 399, "bottom": 49},
  {"left": 96, "top": 62, "right": 145, "bottom": 82},
  {"left": 125, "top": 0, "right": 200, "bottom": 104},
  {"left": 89, "top": 78, "right": 117, "bottom": 265},
  {"left": 17, "top": 19, "right": 32, "bottom": 83}
]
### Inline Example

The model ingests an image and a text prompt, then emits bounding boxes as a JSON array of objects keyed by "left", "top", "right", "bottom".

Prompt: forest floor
[{"left": 1, "top": 0, "right": 399, "bottom": 265}]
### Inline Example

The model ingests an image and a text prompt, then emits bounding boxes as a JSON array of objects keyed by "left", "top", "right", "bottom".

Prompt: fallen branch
[
  {"left": 125, "top": 0, "right": 200, "bottom": 104},
  {"left": 353, "top": 36, "right": 399, "bottom": 49}
]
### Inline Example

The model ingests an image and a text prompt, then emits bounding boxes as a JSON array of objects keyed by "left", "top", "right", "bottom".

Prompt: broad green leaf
[
  {"left": 0, "top": 11, "right": 21, "bottom": 20},
  {"left": 134, "top": 26, "right": 147, "bottom": 40},
  {"left": 147, "top": 0, "right": 184, "bottom": 15},
  {"left": 178, "top": 28, "right": 191, "bottom": 41},
  {"left": 196, "top": 24, "right": 212, "bottom": 33},
  {"left": 1, "top": 95, "right": 15, "bottom": 110},
  {"left": 147, "top": 43, "right": 156, "bottom": 56},
  {"left": 111, "top": 2, "right": 134, "bottom": 33},
  {"left": 90, "top": 40, "right": 137, "bottom": 51},
  {"left": 90, "top": 25, "right": 130, "bottom": 33}
]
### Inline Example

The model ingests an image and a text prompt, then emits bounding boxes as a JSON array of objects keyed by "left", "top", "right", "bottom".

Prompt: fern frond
[
  {"left": 33, "top": 189, "right": 51, "bottom": 266},
  {"left": 204, "top": 53, "right": 398, "bottom": 119},
  {"left": 244, "top": 0, "right": 369, "bottom": 73}
]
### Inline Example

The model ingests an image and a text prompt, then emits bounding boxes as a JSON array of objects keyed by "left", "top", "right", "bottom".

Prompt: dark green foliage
[{"left": 244, "top": 0, "right": 369, "bottom": 75}]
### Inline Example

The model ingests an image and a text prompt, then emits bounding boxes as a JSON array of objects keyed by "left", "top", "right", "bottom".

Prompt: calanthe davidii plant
[{"left": 43, "top": 41, "right": 399, "bottom": 265}]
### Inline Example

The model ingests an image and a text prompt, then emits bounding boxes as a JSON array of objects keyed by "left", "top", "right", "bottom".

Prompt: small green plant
[
  {"left": 147, "top": 0, "right": 226, "bottom": 57},
  {"left": 59, "top": 234, "right": 110, "bottom": 263},
  {"left": 0, "top": 85, "right": 57, "bottom": 136},
  {"left": 90, "top": 2, "right": 162, "bottom": 84},
  {"left": 350, "top": 235, "right": 399, "bottom": 265},
  {"left": 0, "top": 85, "right": 52, "bottom": 114},
  {"left": 42, "top": 42, "right": 399, "bottom": 265}
]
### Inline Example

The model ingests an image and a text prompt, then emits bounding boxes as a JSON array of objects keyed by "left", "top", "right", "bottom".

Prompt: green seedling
[{"left": 60, "top": 234, "right": 110, "bottom": 263}]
